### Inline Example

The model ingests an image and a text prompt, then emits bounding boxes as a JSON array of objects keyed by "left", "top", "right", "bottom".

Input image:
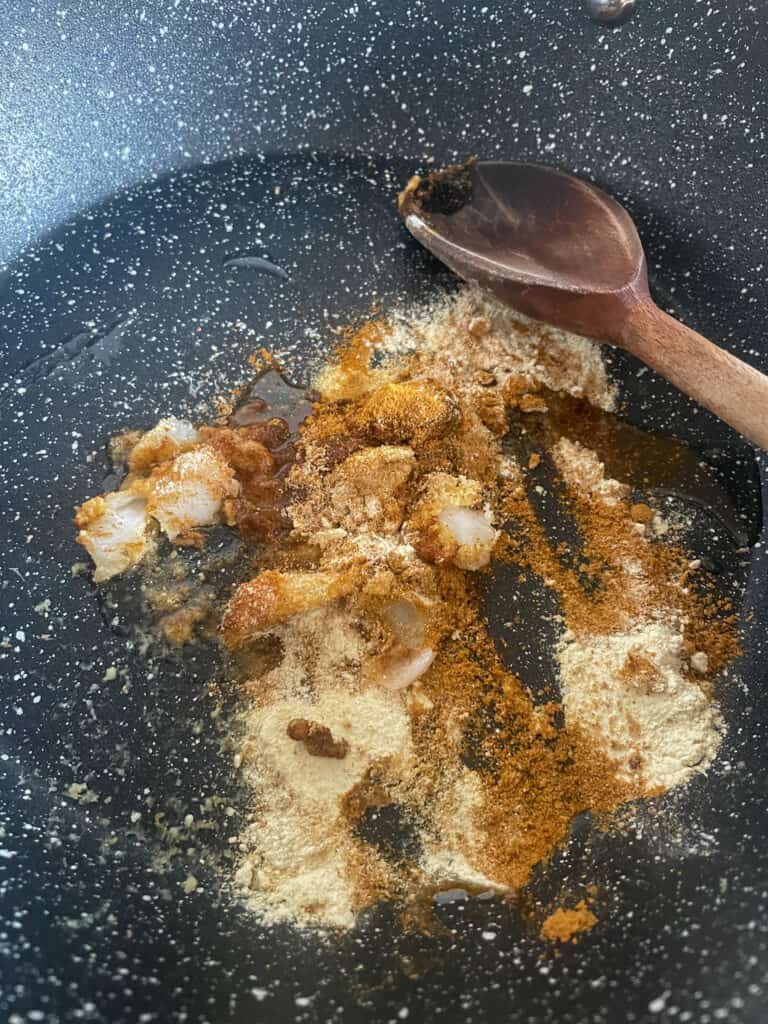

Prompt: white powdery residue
[
  {"left": 352, "top": 535, "right": 418, "bottom": 565},
  {"left": 498, "top": 453, "right": 523, "bottom": 482},
  {"left": 420, "top": 847, "right": 505, "bottom": 894},
  {"left": 244, "top": 606, "right": 363, "bottom": 704},
  {"left": 551, "top": 437, "right": 629, "bottom": 505},
  {"left": 419, "top": 766, "right": 509, "bottom": 894},
  {"left": 236, "top": 796, "right": 359, "bottom": 930},
  {"left": 558, "top": 623, "right": 723, "bottom": 793},
  {"left": 384, "top": 286, "right": 616, "bottom": 411},
  {"left": 617, "top": 555, "right": 655, "bottom": 611}
]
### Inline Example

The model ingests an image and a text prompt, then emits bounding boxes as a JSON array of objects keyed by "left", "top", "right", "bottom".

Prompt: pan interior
[{"left": 0, "top": 152, "right": 765, "bottom": 1024}]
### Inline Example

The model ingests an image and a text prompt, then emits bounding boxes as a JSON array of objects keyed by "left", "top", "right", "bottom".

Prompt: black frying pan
[{"left": 2, "top": 3, "right": 768, "bottom": 1022}]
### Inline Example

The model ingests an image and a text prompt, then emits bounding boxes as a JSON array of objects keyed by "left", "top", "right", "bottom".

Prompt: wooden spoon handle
[{"left": 619, "top": 300, "right": 768, "bottom": 449}]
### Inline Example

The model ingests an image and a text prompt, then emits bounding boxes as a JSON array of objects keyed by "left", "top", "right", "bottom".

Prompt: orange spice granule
[{"left": 540, "top": 900, "right": 598, "bottom": 943}]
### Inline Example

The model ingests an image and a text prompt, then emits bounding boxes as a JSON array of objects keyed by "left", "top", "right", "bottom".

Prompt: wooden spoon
[{"left": 398, "top": 160, "right": 768, "bottom": 449}]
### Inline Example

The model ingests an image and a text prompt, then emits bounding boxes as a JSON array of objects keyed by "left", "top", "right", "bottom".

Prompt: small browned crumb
[
  {"left": 109, "top": 430, "right": 143, "bottom": 470},
  {"left": 528, "top": 453, "right": 541, "bottom": 471},
  {"left": 473, "top": 390, "right": 509, "bottom": 436},
  {"left": 540, "top": 900, "right": 597, "bottom": 943},
  {"left": 286, "top": 718, "right": 310, "bottom": 740},
  {"left": 630, "top": 502, "right": 655, "bottom": 525},
  {"left": 287, "top": 719, "right": 350, "bottom": 759},
  {"left": 172, "top": 530, "right": 206, "bottom": 549},
  {"left": 518, "top": 394, "right": 549, "bottom": 414}
]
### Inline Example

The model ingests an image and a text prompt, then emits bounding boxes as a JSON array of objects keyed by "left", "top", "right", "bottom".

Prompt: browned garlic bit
[
  {"left": 141, "top": 446, "right": 238, "bottom": 542},
  {"left": 286, "top": 718, "right": 350, "bottom": 759},
  {"left": 221, "top": 569, "right": 358, "bottom": 647}
]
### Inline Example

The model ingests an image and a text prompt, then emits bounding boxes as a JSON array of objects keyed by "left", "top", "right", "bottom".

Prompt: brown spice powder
[
  {"left": 410, "top": 623, "right": 631, "bottom": 890},
  {"left": 220, "top": 298, "right": 740, "bottom": 927},
  {"left": 497, "top": 454, "right": 739, "bottom": 674}
]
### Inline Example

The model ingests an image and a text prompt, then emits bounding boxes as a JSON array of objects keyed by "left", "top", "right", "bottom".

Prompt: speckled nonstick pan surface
[{"left": 2, "top": 3, "right": 768, "bottom": 1023}]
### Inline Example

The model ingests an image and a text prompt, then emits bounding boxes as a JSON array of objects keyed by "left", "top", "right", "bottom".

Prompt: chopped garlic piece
[
  {"left": 74, "top": 491, "right": 149, "bottom": 582},
  {"left": 145, "top": 445, "right": 238, "bottom": 541},
  {"left": 437, "top": 506, "right": 498, "bottom": 570},
  {"left": 378, "top": 647, "right": 435, "bottom": 690},
  {"left": 128, "top": 417, "right": 200, "bottom": 472},
  {"left": 406, "top": 472, "right": 498, "bottom": 570},
  {"left": 690, "top": 651, "right": 709, "bottom": 674},
  {"left": 383, "top": 599, "right": 426, "bottom": 648}
]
